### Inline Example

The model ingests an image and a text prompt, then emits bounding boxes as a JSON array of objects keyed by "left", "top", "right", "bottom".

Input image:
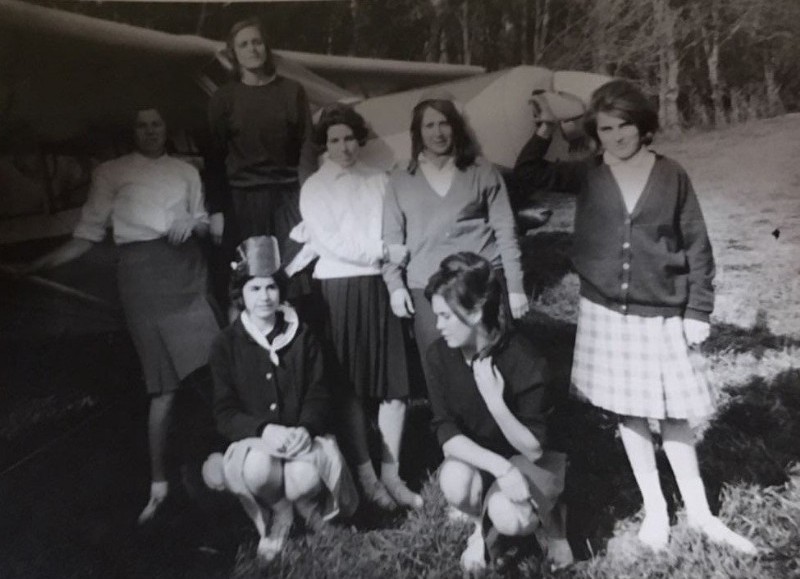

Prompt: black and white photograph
[{"left": 1, "top": 0, "right": 798, "bottom": 577}]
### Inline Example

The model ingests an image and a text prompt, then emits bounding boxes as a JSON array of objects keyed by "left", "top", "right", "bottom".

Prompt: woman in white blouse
[
  {"left": 15, "top": 107, "right": 220, "bottom": 524},
  {"left": 299, "top": 104, "right": 421, "bottom": 510}
]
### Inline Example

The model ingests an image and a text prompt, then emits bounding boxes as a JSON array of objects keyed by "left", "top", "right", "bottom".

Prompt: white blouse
[
  {"left": 73, "top": 152, "right": 208, "bottom": 244},
  {"left": 299, "top": 158, "right": 386, "bottom": 279}
]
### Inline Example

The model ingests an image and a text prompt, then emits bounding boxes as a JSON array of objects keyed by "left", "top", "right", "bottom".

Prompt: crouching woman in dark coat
[
  {"left": 425, "top": 253, "right": 573, "bottom": 573},
  {"left": 202, "top": 236, "right": 357, "bottom": 566}
]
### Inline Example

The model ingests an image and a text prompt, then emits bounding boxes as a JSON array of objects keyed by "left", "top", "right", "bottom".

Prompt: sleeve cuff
[{"left": 684, "top": 308, "right": 711, "bottom": 323}]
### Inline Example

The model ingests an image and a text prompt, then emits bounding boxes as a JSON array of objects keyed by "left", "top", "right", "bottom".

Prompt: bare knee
[
  {"left": 283, "top": 460, "right": 322, "bottom": 502},
  {"left": 439, "top": 459, "right": 482, "bottom": 515},
  {"left": 487, "top": 491, "right": 537, "bottom": 536},
  {"left": 242, "top": 450, "right": 283, "bottom": 502}
]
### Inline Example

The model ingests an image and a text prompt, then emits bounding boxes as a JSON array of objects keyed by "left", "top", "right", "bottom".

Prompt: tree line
[{"left": 41, "top": 0, "right": 800, "bottom": 132}]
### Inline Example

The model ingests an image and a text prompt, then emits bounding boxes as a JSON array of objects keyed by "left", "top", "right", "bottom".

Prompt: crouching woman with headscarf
[{"left": 202, "top": 236, "right": 357, "bottom": 566}]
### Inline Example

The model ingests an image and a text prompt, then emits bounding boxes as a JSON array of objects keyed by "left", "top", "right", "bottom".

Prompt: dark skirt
[
  {"left": 117, "top": 238, "right": 219, "bottom": 395},
  {"left": 227, "top": 181, "right": 313, "bottom": 300},
  {"left": 320, "top": 275, "right": 410, "bottom": 400}
]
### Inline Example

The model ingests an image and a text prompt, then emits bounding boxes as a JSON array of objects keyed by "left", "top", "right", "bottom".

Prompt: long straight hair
[
  {"left": 407, "top": 100, "right": 477, "bottom": 174},
  {"left": 225, "top": 17, "right": 277, "bottom": 80}
]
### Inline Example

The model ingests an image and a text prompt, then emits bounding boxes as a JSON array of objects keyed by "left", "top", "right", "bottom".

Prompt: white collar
[
  {"left": 240, "top": 304, "right": 299, "bottom": 366},
  {"left": 318, "top": 157, "right": 374, "bottom": 180}
]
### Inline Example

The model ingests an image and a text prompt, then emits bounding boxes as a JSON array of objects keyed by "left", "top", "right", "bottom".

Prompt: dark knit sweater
[
  {"left": 515, "top": 135, "right": 715, "bottom": 322},
  {"left": 206, "top": 77, "right": 317, "bottom": 214},
  {"left": 426, "top": 332, "right": 551, "bottom": 458},
  {"left": 209, "top": 317, "right": 330, "bottom": 442}
]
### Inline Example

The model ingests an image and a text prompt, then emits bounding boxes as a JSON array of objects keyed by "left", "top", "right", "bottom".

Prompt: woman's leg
[
  {"left": 341, "top": 395, "right": 396, "bottom": 510},
  {"left": 378, "top": 399, "right": 423, "bottom": 508},
  {"left": 284, "top": 460, "right": 325, "bottom": 532},
  {"left": 137, "top": 391, "right": 176, "bottom": 524},
  {"left": 239, "top": 449, "right": 294, "bottom": 564},
  {"left": 439, "top": 458, "right": 486, "bottom": 572},
  {"left": 618, "top": 415, "right": 670, "bottom": 549},
  {"left": 661, "top": 419, "right": 756, "bottom": 554}
]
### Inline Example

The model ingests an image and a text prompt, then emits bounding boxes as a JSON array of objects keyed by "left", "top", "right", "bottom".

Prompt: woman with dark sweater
[
  {"left": 207, "top": 17, "right": 317, "bottom": 309},
  {"left": 514, "top": 80, "right": 756, "bottom": 555},
  {"left": 425, "top": 253, "right": 572, "bottom": 573},
  {"left": 202, "top": 236, "right": 357, "bottom": 567}
]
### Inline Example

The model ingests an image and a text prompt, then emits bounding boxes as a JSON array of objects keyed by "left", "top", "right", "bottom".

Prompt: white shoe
[
  {"left": 637, "top": 512, "right": 670, "bottom": 551},
  {"left": 446, "top": 506, "right": 472, "bottom": 524},
  {"left": 460, "top": 523, "right": 486, "bottom": 573},
  {"left": 137, "top": 481, "right": 169, "bottom": 525},
  {"left": 689, "top": 515, "right": 757, "bottom": 555},
  {"left": 382, "top": 477, "right": 424, "bottom": 509},
  {"left": 256, "top": 503, "right": 294, "bottom": 566}
]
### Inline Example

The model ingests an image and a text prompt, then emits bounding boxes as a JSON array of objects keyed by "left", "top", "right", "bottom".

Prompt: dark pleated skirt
[
  {"left": 320, "top": 275, "right": 410, "bottom": 400},
  {"left": 228, "top": 182, "right": 313, "bottom": 300},
  {"left": 117, "top": 238, "right": 219, "bottom": 394}
]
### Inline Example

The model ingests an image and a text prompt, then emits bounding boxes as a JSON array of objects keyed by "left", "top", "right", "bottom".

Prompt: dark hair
[
  {"left": 225, "top": 17, "right": 276, "bottom": 79},
  {"left": 424, "top": 252, "right": 508, "bottom": 358},
  {"left": 584, "top": 79, "right": 659, "bottom": 146},
  {"left": 408, "top": 100, "right": 477, "bottom": 173},
  {"left": 313, "top": 104, "right": 370, "bottom": 149},
  {"left": 228, "top": 267, "right": 288, "bottom": 312},
  {"left": 132, "top": 104, "right": 165, "bottom": 124}
]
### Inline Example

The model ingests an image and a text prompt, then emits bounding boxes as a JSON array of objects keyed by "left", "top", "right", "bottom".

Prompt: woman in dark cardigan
[
  {"left": 425, "top": 252, "right": 572, "bottom": 573},
  {"left": 514, "top": 80, "right": 756, "bottom": 555},
  {"left": 202, "top": 236, "right": 357, "bottom": 567}
]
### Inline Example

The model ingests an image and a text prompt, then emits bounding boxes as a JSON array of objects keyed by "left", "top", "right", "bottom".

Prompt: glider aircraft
[{"left": 0, "top": 0, "right": 609, "bottom": 337}]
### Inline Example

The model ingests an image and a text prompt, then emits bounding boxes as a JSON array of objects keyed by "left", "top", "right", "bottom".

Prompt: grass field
[
  {"left": 231, "top": 115, "right": 800, "bottom": 578},
  {"left": 1, "top": 114, "right": 798, "bottom": 579}
]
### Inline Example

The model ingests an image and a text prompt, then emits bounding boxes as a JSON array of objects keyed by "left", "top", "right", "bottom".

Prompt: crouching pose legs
[
  {"left": 203, "top": 236, "right": 357, "bottom": 565},
  {"left": 425, "top": 253, "right": 574, "bottom": 572}
]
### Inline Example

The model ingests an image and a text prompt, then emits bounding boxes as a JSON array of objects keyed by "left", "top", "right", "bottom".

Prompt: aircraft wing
[
  {"left": 276, "top": 50, "right": 485, "bottom": 97},
  {"left": 0, "top": 0, "right": 354, "bottom": 146}
]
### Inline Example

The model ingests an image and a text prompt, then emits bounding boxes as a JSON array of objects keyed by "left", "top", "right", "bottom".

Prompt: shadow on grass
[
  {"left": 557, "top": 367, "right": 800, "bottom": 560},
  {"left": 520, "top": 231, "right": 574, "bottom": 299}
]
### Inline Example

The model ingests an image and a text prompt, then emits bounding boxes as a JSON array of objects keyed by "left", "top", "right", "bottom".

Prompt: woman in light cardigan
[{"left": 299, "top": 104, "right": 422, "bottom": 510}]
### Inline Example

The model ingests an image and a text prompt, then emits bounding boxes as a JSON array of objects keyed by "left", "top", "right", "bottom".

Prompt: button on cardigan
[{"left": 209, "top": 316, "right": 330, "bottom": 442}]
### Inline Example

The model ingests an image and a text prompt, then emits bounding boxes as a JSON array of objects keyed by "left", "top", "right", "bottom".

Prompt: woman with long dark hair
[
  {"left": 424, "top": 252, "right": 572, "bottom": 573},
  {"left": 207, "top": 17, "right": 317, "bottom": 310},
  {"left": 382, "top": 91, "right": 528, "bottom": 385}
]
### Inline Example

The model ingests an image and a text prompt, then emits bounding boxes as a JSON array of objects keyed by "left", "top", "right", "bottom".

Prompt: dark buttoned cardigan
[
  {"left": 515, "top": 135, "right": 715, "bottom": 322},
  {"left": 209, "top": 316, "right": 330, "bottom": 443}
]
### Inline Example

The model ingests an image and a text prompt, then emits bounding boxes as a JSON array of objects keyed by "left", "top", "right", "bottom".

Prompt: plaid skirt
[{"left": 570, "top": 297, "right": 715, "bottom": 419}]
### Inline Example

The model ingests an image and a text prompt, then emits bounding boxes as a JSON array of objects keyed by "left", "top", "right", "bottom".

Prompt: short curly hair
[
  {"left": 584, "top": 79, "right": 659, "bottom": 146},
  {"left": 313, "top": 104, "right": 370, "bottom": 149}
]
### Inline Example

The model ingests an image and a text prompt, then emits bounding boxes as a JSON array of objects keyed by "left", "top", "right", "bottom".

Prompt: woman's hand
[
  {"left": 390, "top": 288, "right": 415, "bottom": 318},
  {"left": 472, "top": 358, "right": 505, "bottom": 408},
  {"left": 167, "top": 217, "right": 196, "bottom": 245},
  {"left": 495, "top": 464, "right": 531, "bottom": 502},
  {"left": 262, "top": 424, "right": 292, "bottom": 454},
  {"left": 529, "top": 93, "right": 558, "bottom": 138},
  {"left": 282, "top": 427, "right": 312, "bottom": 458},
  {"left": 209, "top": 213, "right": 225, "bottom": 245},
  {"left": 385, "top": 243, "right": 409, "bottom": 266},
  {"left": 683, "top": 318, "right": 710, "bottom": 346},
  {"left": 508, "top": 292, "right": 529, "bottom": 319}
]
